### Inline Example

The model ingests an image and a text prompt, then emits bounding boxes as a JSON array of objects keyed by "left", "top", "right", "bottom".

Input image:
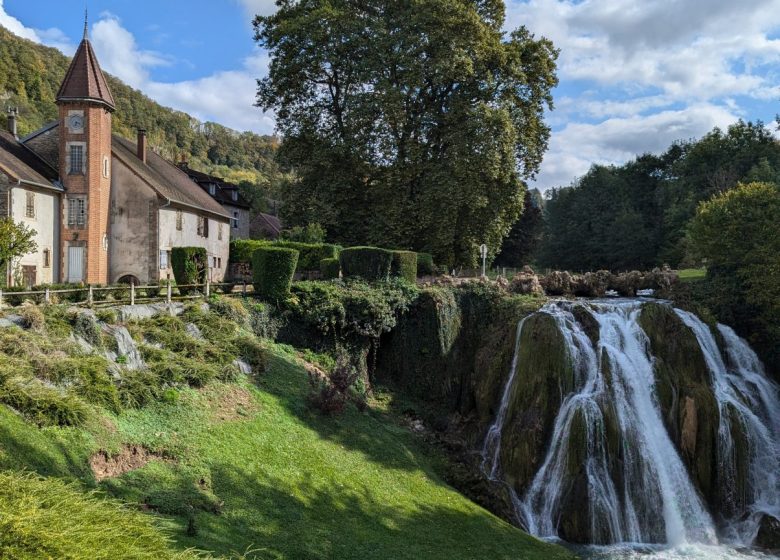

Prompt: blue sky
[{"left": 2, "top": 0, "right": 780, "bottom": 191}]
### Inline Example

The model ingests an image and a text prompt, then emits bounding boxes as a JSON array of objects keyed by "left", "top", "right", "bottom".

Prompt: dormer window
[
  {"left": 208, "top": 184, "right": 216, "bottom": 196},
  {"left": 231, "top": 191, "right": 238, "bottom": 202}
]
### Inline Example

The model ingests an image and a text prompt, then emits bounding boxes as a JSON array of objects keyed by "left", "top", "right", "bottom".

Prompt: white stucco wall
[
  {"left": 223, "top": 203, "right": 251, "bottom": 240},
  {"left": 9, "top": 185, "right": 60, "bottom": 286},
  {"left": 158, "top": 207, "right": 230, "bottom": 282}
]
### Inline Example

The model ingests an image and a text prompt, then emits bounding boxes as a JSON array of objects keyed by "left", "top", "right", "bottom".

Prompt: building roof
[
  {"left": 251, "top": 212, "right": 282, "bottom": 238},
  {"left": 56, "top": 38, "right": 116, "bottom": 111},
  {"left": 0, "top": 130, "right": 61, "bottom": 190},
  {"left": 112, "top": 136, "right": 229, "bottom": 219},
  {"left": 178, "top": 164, "right": 252, "bottom": 210}
]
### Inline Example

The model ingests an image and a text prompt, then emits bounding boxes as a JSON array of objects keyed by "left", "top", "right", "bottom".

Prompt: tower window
[
  {"left": 103, "top": 156, "right": 110, "bottom": 178},
  {"left": 231, "top": 190, "right": 238, "bottom": 202},
  {"left": 67, "top": 196, "right": 87, "bottom": 227},
  {"left": 69, "top": 144, "right": 85, "bottom": 175},
  {"left": 208, "top": 184, "right": 216, "bottom": 196},
  {"left": 25, "top": 192, "right": 35, "bottom": 218}
]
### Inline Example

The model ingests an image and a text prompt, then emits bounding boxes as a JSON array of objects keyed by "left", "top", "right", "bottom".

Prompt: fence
[{"left": 0, "top": 279, "right": 255, "bottom": 309}]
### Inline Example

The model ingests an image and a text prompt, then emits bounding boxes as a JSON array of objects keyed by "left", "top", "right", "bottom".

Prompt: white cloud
[
  {"left": 236, "top": 0, "right": 279, "bottom": 18},
  {"left": 0, "top": 0, "right": 74, "bottom": 53},
  {"left": 533, "top": 103, "right": 740, "bottom": 190},
  {"left": 90, "top": 13, "right": 274, "bottom": 134}
]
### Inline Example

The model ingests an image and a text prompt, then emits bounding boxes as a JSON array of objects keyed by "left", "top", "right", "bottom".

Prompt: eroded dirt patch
[
  {"left": 204, "top": 385, "right": 259, "bottom": 422},
  {"left": 90, "top": 445, "right": 163, "bottom": 481}
]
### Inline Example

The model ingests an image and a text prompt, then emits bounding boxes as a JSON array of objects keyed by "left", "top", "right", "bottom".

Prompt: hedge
[
  {"left": 275, "top": 241, "right": 340, "bottom": 272},
  {"left": 391, "top": 251, "right": 418, "bottom": 283},
  {"left": 339, "top": 247, "right": 393, "bottom": 281},
  {"left": 230, "top": 239, "right": 271, "bottom": 264},
  {"left": 171, "top": 247, "right": 207, "bottom": 294},
  {"left": 252, "top": 247, "right": 299, "bottom": 301},
  {"left": 320, "top": 258, "right": 340, "bottom": 280},
  {"left": 417, "top": 253, "right": 435, "bottom": 276}
]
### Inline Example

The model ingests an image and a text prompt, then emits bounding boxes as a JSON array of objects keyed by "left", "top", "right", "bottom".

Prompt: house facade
[{"left": 0, "top": 27, "right": 230, "bottom": 287}]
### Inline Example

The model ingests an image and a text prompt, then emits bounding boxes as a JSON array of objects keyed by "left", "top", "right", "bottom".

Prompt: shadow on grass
[{"left": 183, "top": 463, "right": 569, "bottom": 560}]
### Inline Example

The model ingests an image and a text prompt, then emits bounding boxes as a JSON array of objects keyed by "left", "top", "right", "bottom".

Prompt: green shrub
[
  {"left": 320, "top": 258, "right": 340, "bottom": 280},
  {"left": 39, "top": 356, "right": 121, "bottom": 413},
  {"left": 96, "top": 309, "right": 117, "bottom": 324},
  {"left": 275, "top": 241, "right": 339, "bottom": 272},
  {"left": 73, "top": 312, "right": 102, "bottom": 347},
  {"left": 230, "top": 239, "right": 271, "bottom": 264},
  {"left": 18, "top": 305, "right": 45, "bottom": 331},
  {"left": 252, "top": 247, "right": 299, "bottom": 301},
  {"left": 391, "top": 251, "right": 417, "bottom": 283},
  {"left": 417, "top": 253, "right": 435, "bottom": 276},
  {"left": 171, "top": 247, "right": 207, "bottom": 294},
  {"left": 0, "top": 377, "right": 89, "bottom": 427},
  {"left": 118, "top": 369, "right": 161, "bottom": 409},
  {"left": 209, "top": 296, "right": 250, "bottom": 325},
  {"left": 339, "top": 247, "right": 393, "bottom": 281},
  {"left": 279, "top": 222, "right": 326, "bottom": 243}
]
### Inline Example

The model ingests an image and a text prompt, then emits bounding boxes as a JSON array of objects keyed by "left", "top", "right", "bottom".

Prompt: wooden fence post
[
  {"left": 44, "top": 287, "right": 50, "bottom": 305},
  {"left": 130, "top": 283, "right": 136, "bottom": 306},
  {"left": 0, "top": 288, "right": 3, "bottom": 309},
  {"left": 88, "top": 285, "right": 94, "bottom": 306},
  {"left": 167, "top": 280, "right": 172, "bottom": 304},
  {"left": 242, "top": 281, "right": 247, "bottom": 298},
  {"left": 205, "top": 278, "right": 210, "bottom": 298}
]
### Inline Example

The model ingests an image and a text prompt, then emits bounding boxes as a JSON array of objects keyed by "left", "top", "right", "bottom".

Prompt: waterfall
[
  {"left": 479, "top": 300, "right": 780, "bottom": 546},
  {"left": 675, "top": 311, "right": 780, "bottom": 544}
]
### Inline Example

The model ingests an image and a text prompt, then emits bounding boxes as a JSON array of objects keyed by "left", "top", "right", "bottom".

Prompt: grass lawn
[
  {"left": 0, "top": 306, "right": 575, "bottom": 560},
  {"left": 677, "top": 268, "right": 706, "bottom": 282}
]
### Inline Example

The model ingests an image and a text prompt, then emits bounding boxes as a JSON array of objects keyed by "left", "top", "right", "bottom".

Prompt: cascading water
[{"left": 481, "top": 299, "right": 780, "bottom": 556}]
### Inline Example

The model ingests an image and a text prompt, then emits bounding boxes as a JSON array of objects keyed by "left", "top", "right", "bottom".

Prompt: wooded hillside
[{"left": 0, "top": 25, "right": 285, "bottom": 204}]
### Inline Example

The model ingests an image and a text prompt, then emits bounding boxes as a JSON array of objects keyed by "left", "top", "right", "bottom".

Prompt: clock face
[{"left": 69, "top": 115, "right": 84, "bottom": 131}]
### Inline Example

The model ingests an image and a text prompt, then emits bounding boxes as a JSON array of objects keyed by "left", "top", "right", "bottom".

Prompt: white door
[{"left": 67, "top": 246, "right": 85, "bottom": 283}]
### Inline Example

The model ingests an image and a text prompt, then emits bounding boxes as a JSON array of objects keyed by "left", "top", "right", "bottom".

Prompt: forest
[{"left": 0, "top": 25, "right": 286, "bottom": 208}]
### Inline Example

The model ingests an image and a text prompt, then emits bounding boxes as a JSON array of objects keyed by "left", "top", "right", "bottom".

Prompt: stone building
[{"left": 0, "top": 25, "right": 230, "bottom": 287}]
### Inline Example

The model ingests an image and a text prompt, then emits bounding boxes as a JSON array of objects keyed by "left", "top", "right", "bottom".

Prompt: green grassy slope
[{"left": 0, "top": 302, "right": 574, "bottom": 560}]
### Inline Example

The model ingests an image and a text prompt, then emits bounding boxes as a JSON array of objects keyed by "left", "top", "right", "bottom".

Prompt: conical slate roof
[{"left": 56, "top": 38, "right": 116, "bottom": 111}]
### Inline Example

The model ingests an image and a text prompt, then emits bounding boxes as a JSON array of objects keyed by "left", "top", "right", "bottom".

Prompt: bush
[
  {"left": 339, "top": 247, "right": 393, "bottom": 281},
  {"left": 0, "top": 377, "right": 89, "bottom": 427},
  {"left": 417, "top": 253, "right": 435, "bottom": 276},
  {"left": 18, "top": 305, "right": 44, "bottom": 330},
  {"left": 209, "top": 296, "right": 250, "bottom": 325},
  {"left": 230, "top": 239, "right": 271, "bottom": 264},
  {"left": 320, "top": 258, "right": 340, "bottom": 280},
  {"left": 391, "top": 251, "right": 417, "bottom": 283},
  {"left": 279, "top": 222, "right": 326, "bottom": 243},
  {"left": 307, "top": 353, "right": 366, "bottom": 416},
  {"left": 275, "top": 241, "right": 340, "bottom": 272},
  {"left": 252, "top": 247, "right": 299, "bottom": 301},
  {"left": 171, "top": 247, "right": 207, "bottom": 294}
]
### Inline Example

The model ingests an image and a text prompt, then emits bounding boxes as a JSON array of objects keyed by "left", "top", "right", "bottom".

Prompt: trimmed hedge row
[
  {"left": 171, "top": 247, "right": 207, "bottom": 294},
  {"left": 230, "top": 239, "right": 272, "bottom": 264},
  {"left": 252, "top": 247, "right": 298, "bottom": 301},
  {"left": 391, "top": 251, "right": 417, "bottom": 283},
  {"left": 275, "top": 241, "right": 340, "bottom": 272},
  {"left": 339, "top": 247, "right": 394, "bottom": 281},
  {"left": 320, "top": 258, "right": 340, "bottom": 280},
  {"left": 417, "top": 253, "right": 435, "bottom": 276}
]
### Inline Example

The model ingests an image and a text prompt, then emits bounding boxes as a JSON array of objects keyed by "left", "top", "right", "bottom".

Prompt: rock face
[
  {"left": 510, "top": 267, "right": 545, "bottom": 296},
  {"left": 756, "top": 514, "right": 780, "bottom": 550}
]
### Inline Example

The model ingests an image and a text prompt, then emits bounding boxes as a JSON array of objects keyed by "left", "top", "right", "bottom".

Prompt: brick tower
[{"left": 55, "top": 18, "right": 115, "bottom": 285}]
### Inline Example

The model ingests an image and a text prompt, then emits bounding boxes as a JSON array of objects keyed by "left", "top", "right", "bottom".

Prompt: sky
[{"left": 2, "top": 0, "right": 780, "bottom": 191}]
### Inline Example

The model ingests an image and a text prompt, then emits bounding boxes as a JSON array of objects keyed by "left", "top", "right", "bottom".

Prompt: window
[
  {"left": 43, "top": 249, "right": 50, "bottom": 268},
  {"left": 175, "top": 209, "right": 183, "bottom": 231},
  {"left": 208, "top": 184, "right": 216, "bottom": 196},
  {"left": 197, "top": 216, "right": 209, "bottom": 237},
  {"left": 218, "top": 223, "right": 223, "bottom": 241},
  {"left": 160, "top": 250, "right": 170, "bottom": 269},
  {"left": 231, "top": 191, "right": 238, "bottom": 202},
  {"left": 69, "top": 145, "right": 84, "bottom": 175},
  {"left": 25, "top": 192, "right": 35, "bottom": 218},
  {"left": 218, "top": 257, "right": 222, "bottom": 268},
  {"left": 103, "top": 156, "right": 110, "bottom": 178},
  {"left": 232, "top": 211, "right": 239, "bottom": 229},
  {"left": 67, "top": 196, "right": 86, "bottom": 227}
]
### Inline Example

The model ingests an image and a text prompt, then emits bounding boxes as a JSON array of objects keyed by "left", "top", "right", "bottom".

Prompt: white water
[{"left": 481, "top": 300, "right": 780, "bottom": 555}]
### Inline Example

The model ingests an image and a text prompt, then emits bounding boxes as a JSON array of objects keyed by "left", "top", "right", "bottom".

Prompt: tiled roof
[
  {"left": 178, "top": 164, "right": 252, "bottom": 209},
  {"left": 252, "top": 212, "right": 282, "bottom": 236},
  {"left": 112, "top": 136, "right": 229, "bottom": 219},
  {"left": 0, "top": 130, "right": 60, "bottom": 190},
  {"left": 56, "top": 38, "right": 116, "bottom": 110}
]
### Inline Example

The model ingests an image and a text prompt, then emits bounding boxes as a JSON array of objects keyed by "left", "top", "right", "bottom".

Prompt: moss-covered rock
[{"left": 638, "top": 303, "right": 719, "bottom": 508}]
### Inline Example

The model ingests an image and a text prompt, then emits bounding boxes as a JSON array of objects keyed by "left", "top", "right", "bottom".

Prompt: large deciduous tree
[{"left": 254, "top": 0, "right": 558, "bottom": 266}]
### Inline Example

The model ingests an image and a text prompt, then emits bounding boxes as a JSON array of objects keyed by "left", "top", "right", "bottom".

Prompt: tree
[
  {"left": 494, "top": 189, "right": 544, "bottom": 268},
  {"left": 254, "top": 0, "right": 558, "bottom": 266},
  {"left": 0, "top": 218, "right": 37, "bottom": 286},
  {"left": 688, "top": 182, "right": 780, "bottom": 376}
]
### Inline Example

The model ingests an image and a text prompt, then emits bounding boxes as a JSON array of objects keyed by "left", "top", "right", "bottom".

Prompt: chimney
[
  {"left": 137, "top": 129, "right": 147, "bottom": 164},
  {"left": 7, "top": 107, "right": 18, "bottom": 137}
]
